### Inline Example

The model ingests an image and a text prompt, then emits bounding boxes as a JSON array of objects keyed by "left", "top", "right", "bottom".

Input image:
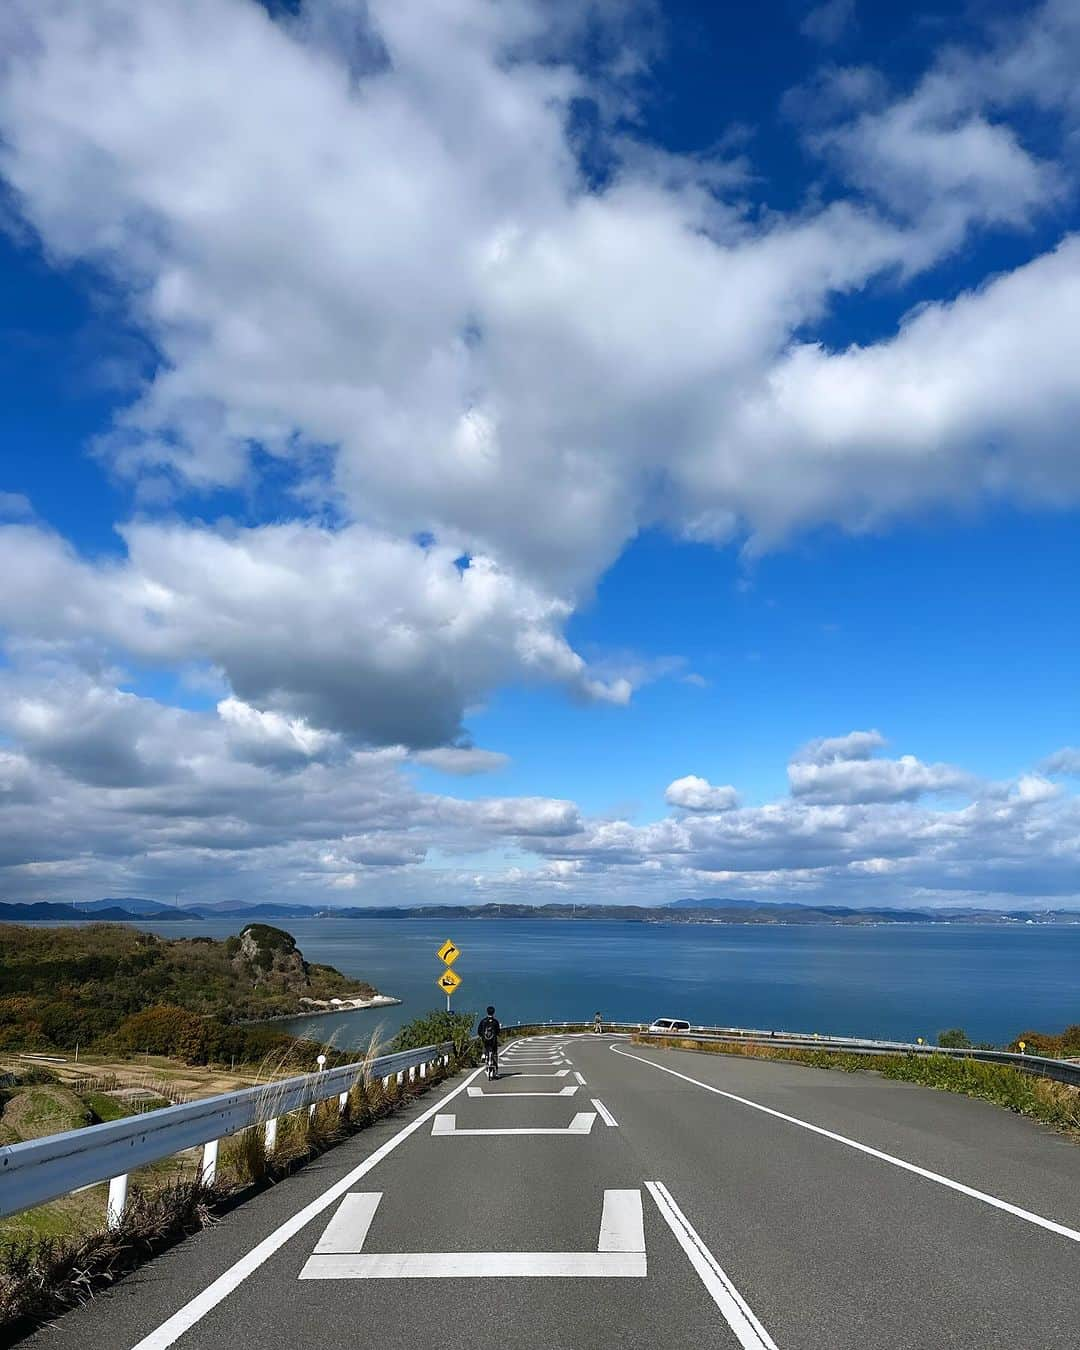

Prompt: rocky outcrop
[{"left": 235, "top": 924, "right": 310, "bottom": 989}]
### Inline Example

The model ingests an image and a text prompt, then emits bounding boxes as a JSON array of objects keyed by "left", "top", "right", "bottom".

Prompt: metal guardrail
[
  {"left": 503, "top": 1019, "right": 1080, "bottom": 1088},
  {"left": 640, "top": 1026, "right": 1080, "bottom": 1089},
  {"left": 0, "top": 1041, "right": 453, "bottom": 1224}
]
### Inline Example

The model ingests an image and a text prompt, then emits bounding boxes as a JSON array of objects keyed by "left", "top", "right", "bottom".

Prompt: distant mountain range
[{"left": 2, "top": 897, "right": 1080, "bottom": 926}]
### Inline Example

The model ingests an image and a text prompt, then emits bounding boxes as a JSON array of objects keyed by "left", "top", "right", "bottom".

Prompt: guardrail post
[
  {"left": 264, "top": 1117, "right": 278, "bottom": 1153},
  {"left": 106, "top": 1173, "right": 128, "bottom": 1230},
  {"left": 338, "top": 1091, "right": 348, "bottom": 1113},
  {"left": 200, "top": 1138, "right": 218, "bottom": 1187},
  {"left": 408, "top": 1066, "right": 415, "bottom": 1083},
  {"left": 311, "top": 1054, "right": 327, "bottom": 1120},
  {"left": 419, "top": 1061, "right": 427, "bottom": 1079}
]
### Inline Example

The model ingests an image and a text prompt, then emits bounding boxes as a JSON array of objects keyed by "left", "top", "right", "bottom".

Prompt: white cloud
[
  {"left": 801, "top": 0, "right": 855, "bottom": 47},
  {"left": 3, "top": 0, "right": 1077, "bottom": 611},
  {"left": 1042, "top": 747, "right": 1080, "bottom": 776},
  {"left": 791, "top": 730, "right": 886, "bottom": 765},
  {"left": 217, "top": 697, "right": 338, "bottom": 767},
  {"left": 0, "top": 689, "right": 1078, "bottom": 908},
  {"left": 787, "top": 729, "right": 972, "bottom": 803},
  {"left": 1, "top": 3, "right": 1080, "bottom": 910},
  {"left": 0, "top": 519, "right": 627, "bottom": 747},
  {"left": 665, "top": 775, "right": 739, "bottom": 812},
  {"left": 413, "top": 747, "right": 510, "bottom": 776},
  {"left": 0, "top": 492, "right": 32, "bottom": 520}
]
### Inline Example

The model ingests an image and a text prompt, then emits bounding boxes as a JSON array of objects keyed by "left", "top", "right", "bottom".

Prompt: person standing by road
[{"left": 593, "top": 1011, "right": 603, "bottom": 1034}]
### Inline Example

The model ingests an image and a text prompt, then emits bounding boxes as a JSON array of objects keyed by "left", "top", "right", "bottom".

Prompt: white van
[{"left": 647, "top": 1017, "right": 691, "bottom": 1035}]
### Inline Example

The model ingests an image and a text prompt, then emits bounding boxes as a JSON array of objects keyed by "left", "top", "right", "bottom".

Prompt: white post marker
[
  {"left": 200, "top": 1139, "right": 218, "bottom": 1188},
  {"left": 264, "top": 1117, "right": 278, "bottom": 1153},
  {"left": 310, "top": 1054, "right": 328, "bottom": 1121},
  {"left": 106, "top": 1173, "right": 128, "bottom": 1230}
]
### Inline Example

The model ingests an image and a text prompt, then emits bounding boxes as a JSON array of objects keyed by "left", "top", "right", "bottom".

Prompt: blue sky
[{"left": 1, "top": 0, "right": 1080, "bottom": 908}]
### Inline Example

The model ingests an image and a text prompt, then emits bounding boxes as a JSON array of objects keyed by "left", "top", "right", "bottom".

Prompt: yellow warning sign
[
  {"left": 436, "top": 968, "right": 462, "bottom": 995},
  {"left": 437, "top": 939, "right": 461, "bottom": 966}
]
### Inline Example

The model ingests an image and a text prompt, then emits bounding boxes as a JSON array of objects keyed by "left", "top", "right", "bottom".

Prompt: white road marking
[
  {"left": 128, "top": 1064, "right": 485, "bottom": 1350},
  {"left": 431, "top": 1111, "right": 597, "bottom": 1136},
  {"left": 613, "top": 1047, "right": 1080, "bottom": 1245},
  {"left": 574, "top": 1071, "right": 587, "bottom": 1085},
  {"left": 468, "top": 1085, "right": 579, "bottom": 1097},
  {"left": 503, "top": 1069, "right": 572, "bottom": 1078},
  {"left": 597, "top": 1189, "right": 643, "bottom": 1251},
  {"left": 592, "top": 1098, "right": 619, "bottom": 1127},
  {"left": 300, "top": 1189, "right": 645, "bottom": 1279},
  {"left": 646, "top": 1182, "right": 778, "bottom": 1350},
  {"left": 312, "top": 1193, "right": 381, "bottom": 1254}
]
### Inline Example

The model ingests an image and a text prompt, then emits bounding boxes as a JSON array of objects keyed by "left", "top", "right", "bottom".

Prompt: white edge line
[
  {"left": 614, "top": 1047, "right": 1080, "bottom": 1245},
  {"left": 574, "top": 1071, "right": 586, "bottom": 1085},
  {"left": 129, "top": 1064, "right": 485, "bottom": 1350},
  {"left": 646, "top": 1182, "right": 777, "bottom": 1350},
  {"left": 591, "top": 1098, "right": 619, "bottom": 1127}
]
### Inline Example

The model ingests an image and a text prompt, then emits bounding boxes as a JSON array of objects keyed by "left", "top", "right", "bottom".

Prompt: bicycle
[{"left": 483, "top": 1043, "right": 499, "bottom": 1079}]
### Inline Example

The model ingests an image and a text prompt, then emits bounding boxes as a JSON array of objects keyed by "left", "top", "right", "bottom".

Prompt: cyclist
[{"left": 477, "top": 1005, "right": 500, "bottom": 1078}]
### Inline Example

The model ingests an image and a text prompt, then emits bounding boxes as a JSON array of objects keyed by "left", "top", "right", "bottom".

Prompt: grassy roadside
[
  {"left": 0, "top": 1038, "right": 471, "bottom": 1340},
  {"left": 639, "top": 1036, "right": 1080, "bottom": 1138}
]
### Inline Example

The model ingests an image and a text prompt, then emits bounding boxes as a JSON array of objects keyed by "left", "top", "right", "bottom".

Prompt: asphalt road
[{"left": 15, "top": 1035, "right": 1080, "bottom": 1349}]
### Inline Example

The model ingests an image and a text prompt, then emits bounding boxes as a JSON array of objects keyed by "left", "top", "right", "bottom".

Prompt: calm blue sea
[{"left": 62, "top": 915, "right": 1080, "bottom": 1049}]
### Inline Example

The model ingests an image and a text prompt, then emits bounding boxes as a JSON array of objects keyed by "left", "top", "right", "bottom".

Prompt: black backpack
[{"left": 480, "top": 1017, "right": 498, "bottom": 1044}]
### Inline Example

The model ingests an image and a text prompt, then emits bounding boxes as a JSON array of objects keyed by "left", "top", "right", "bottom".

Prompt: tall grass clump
[{"left": 0, "top": 1180, "right": 216, "bottom": 1338}]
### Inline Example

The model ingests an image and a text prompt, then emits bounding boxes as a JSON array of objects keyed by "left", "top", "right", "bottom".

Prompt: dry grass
[{"left": 0, "top": 1181, "right": 217, "bottom": 1339}]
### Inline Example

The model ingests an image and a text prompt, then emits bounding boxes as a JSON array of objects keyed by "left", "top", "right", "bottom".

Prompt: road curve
[{"left": 15, "top": 1035, "right": 1080, "bottom": 1349}]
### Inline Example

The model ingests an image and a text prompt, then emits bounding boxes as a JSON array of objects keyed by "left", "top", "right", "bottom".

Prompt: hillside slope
[{"left": 0, "top": 923, "right": 381, "bottom": 1058}]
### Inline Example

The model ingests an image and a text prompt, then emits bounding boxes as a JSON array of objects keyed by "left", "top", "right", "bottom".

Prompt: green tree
[{"left": 937, "top": 1028, "right": 972, "bottom": 1049}]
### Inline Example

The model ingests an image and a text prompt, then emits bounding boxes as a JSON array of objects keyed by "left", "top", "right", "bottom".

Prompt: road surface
[{"left": 16, "top": 1035, "right": 1080, "bottom": 1349}]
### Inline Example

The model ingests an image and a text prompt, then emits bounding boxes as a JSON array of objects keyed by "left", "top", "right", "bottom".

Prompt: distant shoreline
[{"left": 256, "top": 993, "right": 403, "bottom": 1025}]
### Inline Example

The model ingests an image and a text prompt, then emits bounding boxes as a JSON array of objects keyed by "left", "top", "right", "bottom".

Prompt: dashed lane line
[
  {"left": 592, "top": 1098, "right": 619, "bottom": 1127},
  {"left": 612, "top": 1046, "right": 1080, "bottom": 1245}
]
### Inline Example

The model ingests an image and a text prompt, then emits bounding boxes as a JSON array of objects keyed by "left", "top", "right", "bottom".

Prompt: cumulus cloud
[
  {"left": 413, "top": 747, "right": 510, "bottom": 776},
  {"left": 788, "top": 729, "right": 972, "bottom": 803},
  {"left": 1, "top": 3, "right": 1080, "bottom": 908},
  {"left": 801, "top": 0, "right": 855, "bottom": 47},
  {"left": 0, "top": 693, "right": 1077, "bottom": 907},
  {"left": 0, "top": 520, "right": 627, "bottom": 747},
  {"left": 791, "top": 730, "right": 886, "bottom": 765},
  {"left": 0, "top": 492, "right": 32, "bottom": 520},
  {"left": 665, "top": 775, "right": 739, "bottom": 812},
  {"left": 2, "top": 0, "right": 1078, "bottom": 600},
  {"left": 1041, "top": 747, "right": 1080, "bottom": 776}
]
